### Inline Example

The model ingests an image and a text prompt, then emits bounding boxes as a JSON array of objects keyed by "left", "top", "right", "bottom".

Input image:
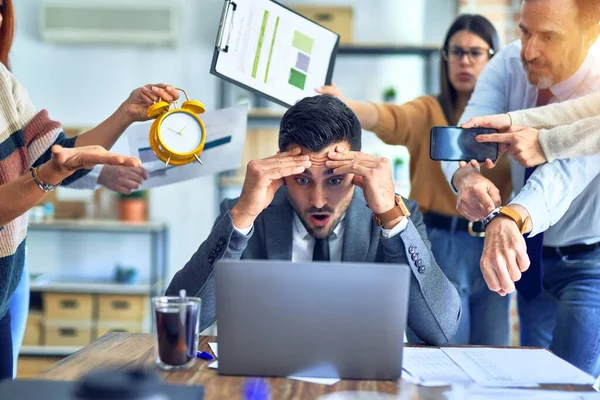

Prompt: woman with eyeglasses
[{"left": 317, "top": 14, "right": 513, "bottom": 346}]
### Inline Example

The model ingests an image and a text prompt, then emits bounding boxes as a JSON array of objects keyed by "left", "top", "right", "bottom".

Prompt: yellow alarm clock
[{"left": 147, "top": 87, "right": 206, "bottom": 166}]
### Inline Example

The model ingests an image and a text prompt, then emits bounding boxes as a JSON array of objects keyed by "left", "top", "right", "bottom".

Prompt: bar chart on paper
[
  {"left": 212, "top": 0, "right": 338, "bottom": 107},
  {"left": 288, "top": 31, "right": 314, "bottom": 90}
]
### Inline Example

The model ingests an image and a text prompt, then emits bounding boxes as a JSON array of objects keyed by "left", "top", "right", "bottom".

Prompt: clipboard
[{"left": 211, "top": 0, "right": 339, "bottom": 108}]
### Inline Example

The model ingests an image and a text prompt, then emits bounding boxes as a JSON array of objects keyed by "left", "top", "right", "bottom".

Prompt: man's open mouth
[{"left": 309, "top": 214, "right": 331, "bottom": 227}]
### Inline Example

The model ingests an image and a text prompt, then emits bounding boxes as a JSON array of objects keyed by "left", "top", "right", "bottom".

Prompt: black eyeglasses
[{"left": 442, "top": 46, "right": 495, "bottom": 64}]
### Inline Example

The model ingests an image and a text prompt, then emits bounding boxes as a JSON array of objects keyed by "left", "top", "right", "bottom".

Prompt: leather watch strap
[
  {"left": 372, "top": 195, "right": 411, "bottom": 226},
  {"left": 498, "top": 206, "right": 530, "bottom": 234}
]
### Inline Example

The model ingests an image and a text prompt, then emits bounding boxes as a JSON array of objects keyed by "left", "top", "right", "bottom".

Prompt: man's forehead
[
  {"left": 520, "top": 0, "right": 577, "bottom": 34},
  {"left": 302, "top": 167, "right": 336, "bottom": 177}
]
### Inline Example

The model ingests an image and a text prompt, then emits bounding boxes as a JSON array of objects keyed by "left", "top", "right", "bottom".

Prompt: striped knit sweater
[{"left": 0, "top": 64, "right": 89, "bottom": 319}]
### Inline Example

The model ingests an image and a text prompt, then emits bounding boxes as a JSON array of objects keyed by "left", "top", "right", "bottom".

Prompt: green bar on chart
[
  {"left": 264, "top": 16, "right": 280, "bottom": 83},
  {"left": 252, "top": 10, "right": 270, "bottom": 79},
  {"left": 288, "top": 68, "right": 307, "bottom": 90},
  {"left": 292, "top": 31, "right": 314, "bottom": 54}
]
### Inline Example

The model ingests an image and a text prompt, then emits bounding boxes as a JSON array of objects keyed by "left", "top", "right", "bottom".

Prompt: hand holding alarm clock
[{"left": 147, "top": 88, "right": 207, "bottom": 166}]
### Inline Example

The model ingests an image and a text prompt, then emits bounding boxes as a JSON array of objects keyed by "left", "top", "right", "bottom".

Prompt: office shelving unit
[{"left": 21, "top": 220, "right": 168, "bottom": 357}]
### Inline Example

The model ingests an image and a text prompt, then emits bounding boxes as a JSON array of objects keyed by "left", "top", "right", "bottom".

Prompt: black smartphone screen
[{"left": 429, "top": 126, "right": 499, "bottom": 162}]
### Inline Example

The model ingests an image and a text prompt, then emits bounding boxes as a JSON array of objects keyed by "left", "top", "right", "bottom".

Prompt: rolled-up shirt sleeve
[{"left": 510, "top": 155, "right": 600, "bottom": 237}]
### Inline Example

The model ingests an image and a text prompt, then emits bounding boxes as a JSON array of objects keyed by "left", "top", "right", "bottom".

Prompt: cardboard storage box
[
  {"left": 97, "top": 295, "right": 147, "bottom": 322},
  {"left": 293, "top": 6, "right": 353, "bottom": 43},
  {"left": 44, "top": 321, "right": 92, "bottom": 346},
  {"left": 44, "top": 293, "right": 94, "bottom": 321}
]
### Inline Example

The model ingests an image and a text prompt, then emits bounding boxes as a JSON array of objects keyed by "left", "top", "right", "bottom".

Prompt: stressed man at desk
[{"left": 167, "top": 95, "right": 461, "bottom": 345}]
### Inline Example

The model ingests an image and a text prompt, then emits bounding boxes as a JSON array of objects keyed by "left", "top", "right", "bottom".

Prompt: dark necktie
[
  {"left": 313, "top": 238, "right": 330, "bottom": 261},
  {"left": 515, "top": 89, "right": 552, "bottom": 302}
]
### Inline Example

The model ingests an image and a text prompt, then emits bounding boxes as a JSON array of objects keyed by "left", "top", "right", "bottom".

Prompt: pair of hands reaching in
[
  {"left": 41, "top": 145, "right": 142, "bottom": 185},
  {"left": 460, "top": 114, "right": 546, "bottom": 169},
  {"left": 230, "top": 146, "right": 397, "bottom": 228}
]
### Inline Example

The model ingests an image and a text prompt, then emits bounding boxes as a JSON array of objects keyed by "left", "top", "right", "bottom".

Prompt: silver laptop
[{"left": 215, "top": 259, "right": 410, "bottom": 380}]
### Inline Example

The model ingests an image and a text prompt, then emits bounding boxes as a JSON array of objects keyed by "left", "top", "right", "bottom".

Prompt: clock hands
[{"left": 168, "top": 126, "right": 187, "bottom": 136}]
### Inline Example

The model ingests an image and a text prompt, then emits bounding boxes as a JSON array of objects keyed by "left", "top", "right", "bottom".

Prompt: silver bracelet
[
  {"left": 482, "top": 206, "right": 502, "bottom": 228},
  {"left": 30, "top": 167, "right": 58, "bottom": 192}
]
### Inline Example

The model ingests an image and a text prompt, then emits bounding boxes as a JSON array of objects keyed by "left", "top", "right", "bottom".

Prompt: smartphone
[{"left": 429, "top": 126, "right": 499, "bottom": 162}]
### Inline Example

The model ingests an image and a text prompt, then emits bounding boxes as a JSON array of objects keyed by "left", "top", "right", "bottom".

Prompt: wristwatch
[
  {"left": 372, "top": 194, "right": 411, "bottom": 227},
  {"left": 489, "top": 206, "right": 530, "bottom": 234},
  {"left": 30, "top": 166, "right": 59, "bottom": 192}
]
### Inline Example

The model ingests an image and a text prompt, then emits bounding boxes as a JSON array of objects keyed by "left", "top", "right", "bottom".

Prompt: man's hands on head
[
  {"left": 325, "top": 146, "right": 402, "bottom": 228},
  {"left": 230, "top": 147, "right": 312, "bottom": 229}
]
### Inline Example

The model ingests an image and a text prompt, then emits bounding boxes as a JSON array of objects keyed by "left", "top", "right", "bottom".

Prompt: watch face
[{"left": 158, "top": 112, "right": 204, "bottom": 155}]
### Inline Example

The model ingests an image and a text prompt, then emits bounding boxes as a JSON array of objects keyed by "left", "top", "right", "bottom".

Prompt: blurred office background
[{"left": 13, "top": 0, "right": 523, "bottom": 377}]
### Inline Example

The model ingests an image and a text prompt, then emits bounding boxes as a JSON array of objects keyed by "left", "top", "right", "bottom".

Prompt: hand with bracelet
[
  {"left": 0, "top": 81, "right": 178, "bottom": 227},
  {"left": 32, "top": 145, "right": 142, "bottom": 191}
]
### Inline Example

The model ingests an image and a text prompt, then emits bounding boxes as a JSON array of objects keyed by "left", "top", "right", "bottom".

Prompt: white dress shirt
[
  {"left": 442, "top": 40, "right": 600, "bottom": 247},
  {"left": 234, "top": 209, "right": 409, "bottom": 261}
]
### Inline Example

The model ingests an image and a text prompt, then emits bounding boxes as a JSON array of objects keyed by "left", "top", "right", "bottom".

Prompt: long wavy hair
[{"left": 0, "top": 0, "right": 15, "bottom": 68}]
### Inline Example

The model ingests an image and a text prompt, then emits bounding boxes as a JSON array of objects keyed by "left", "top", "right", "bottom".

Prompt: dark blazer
[{"left": 167, "top": 187, "right": 461, "bottom": 345}]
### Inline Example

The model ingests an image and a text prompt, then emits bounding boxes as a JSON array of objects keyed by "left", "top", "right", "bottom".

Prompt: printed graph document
[
  {"left": 467, "top": 387, "right": 600, "bottom": 400},
  {"left": 441, "top": 347, "right": 596, "bottom": 386},
  {"left": 211, "top": 0, "right": 338, "bottom": 107},
  {"left": 127, "top": 105, "right": 247, "bottom": 190},
  {"left": 207, "top": 343, "right": 340, "bottom": 385},
  {"left": 402, "top": 347, "right": 473, "bottom": 386}
]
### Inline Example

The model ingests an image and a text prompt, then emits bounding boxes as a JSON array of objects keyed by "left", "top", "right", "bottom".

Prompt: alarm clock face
[{"left": 158, "top": 112, "right": 204, "bottom": 155}]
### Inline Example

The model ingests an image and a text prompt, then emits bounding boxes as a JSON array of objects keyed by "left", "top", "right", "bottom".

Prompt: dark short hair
[{"left": 278, "top": 95, "right": 362, "bottom": 152}]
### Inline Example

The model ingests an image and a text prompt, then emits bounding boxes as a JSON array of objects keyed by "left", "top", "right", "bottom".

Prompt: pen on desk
[{"left": 196, "top": 351, "right": 214, "bottom": 360}]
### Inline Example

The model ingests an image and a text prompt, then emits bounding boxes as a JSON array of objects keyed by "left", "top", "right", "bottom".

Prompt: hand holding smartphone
[{"left": 430, "top": 126, "right": 499, "bottom": 162}]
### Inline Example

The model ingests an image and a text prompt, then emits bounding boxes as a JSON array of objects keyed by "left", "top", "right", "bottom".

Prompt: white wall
[
  {"left": 15, "top": 0, "right": 456, "bottom": 283},
  {"left": 14, "top": 0, "right": 224, "bottom": 283}
]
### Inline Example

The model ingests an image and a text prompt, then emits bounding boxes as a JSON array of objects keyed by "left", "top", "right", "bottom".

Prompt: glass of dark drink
[{"left": 152, "top": 295, "right": 202, "bottom": 370}]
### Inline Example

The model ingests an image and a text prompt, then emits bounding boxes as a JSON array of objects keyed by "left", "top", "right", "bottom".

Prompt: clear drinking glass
[{"left": 152, "top": 296, "right": 202, "bottom": 370}]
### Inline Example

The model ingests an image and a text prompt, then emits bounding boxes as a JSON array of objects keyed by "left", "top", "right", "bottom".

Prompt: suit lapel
[
  {"left": 341, "top": 188, "right": 373, "bottom": 262},
  {"left": 263, "top": 187, "right": 294, "bottom": 260}
]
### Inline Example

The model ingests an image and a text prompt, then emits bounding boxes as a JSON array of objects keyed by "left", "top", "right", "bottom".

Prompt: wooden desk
[{"left": 40, "top": 333, "right": 593, "bottom": 400}]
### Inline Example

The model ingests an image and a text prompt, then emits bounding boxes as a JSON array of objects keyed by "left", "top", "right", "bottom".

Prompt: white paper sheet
[
  {"left": 467, "top": 387, "right": 600, "bottom": 400},
  {"left": 442, "top": 347, "right": 596, "bottom": 386},
  {"left": 402, "top": 347, "right": 474, "bottom": 386},
  {"left": 207, "top": 343, "right": 340, "bottom": 385},
  {"left": 127, "top": 104, "right": 248, "bottom": 189}
]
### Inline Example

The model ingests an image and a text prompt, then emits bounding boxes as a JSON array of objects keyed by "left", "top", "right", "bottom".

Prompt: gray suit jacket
[{"left": 167, "top": 187, "right": 461, "bottom": 345}]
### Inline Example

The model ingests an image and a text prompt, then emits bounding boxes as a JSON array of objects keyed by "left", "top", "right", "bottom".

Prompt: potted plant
[
  {"left": 393, "top": 157, "right": 405, "bottom": 182},
  {"left": 118, "top": 190, "right": 148, "bottom": 222},
  {"left": 383, "top": 86, "right": 397, "bottom": 103}
]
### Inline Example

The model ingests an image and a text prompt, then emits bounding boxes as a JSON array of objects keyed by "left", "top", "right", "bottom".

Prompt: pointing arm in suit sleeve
[
  {"left": 166, "top": 197, "right": 251, "bottom": 331},
  {"left": 379, "top": 198, "right": 461, "bottom": 345}
]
